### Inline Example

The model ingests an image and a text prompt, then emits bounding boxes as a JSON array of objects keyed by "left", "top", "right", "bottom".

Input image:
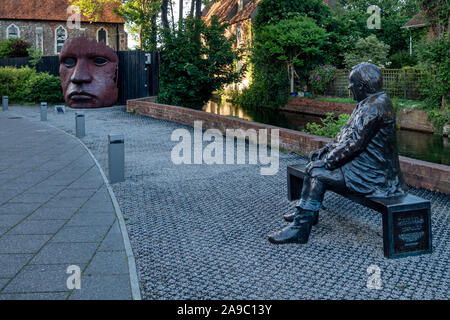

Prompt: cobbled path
[{"left": 8, "top": 105, "right": 450, "bottom": 300}]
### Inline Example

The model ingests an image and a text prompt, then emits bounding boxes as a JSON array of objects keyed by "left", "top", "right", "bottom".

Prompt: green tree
[
  {"left": 70, "top": 0, "right": 161, "bottom": 51},
  {"left": 344, "top": 34, "right": 390, "bottom": 68},
  {"left": 158, "top": 16, "right": 242, "bottom": 109},
  {"left": 258, "top": 16, "right": 327, "bottom": 93}
]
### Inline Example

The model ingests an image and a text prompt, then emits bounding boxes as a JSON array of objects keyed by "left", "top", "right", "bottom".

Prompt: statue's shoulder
[{"left": 361, "top": 92, "right": 392, "bottom": 114}]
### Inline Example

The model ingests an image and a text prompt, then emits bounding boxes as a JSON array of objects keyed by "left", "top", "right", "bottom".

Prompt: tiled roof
[
  {"left": 0, "top": 0, "right": 124, "bottom": 24},
  {"left": 203, "top": 0, "right": 261, "bottom": 25},
  {"left": 401, "top": 12, "right": 428, "bottom": 29}
]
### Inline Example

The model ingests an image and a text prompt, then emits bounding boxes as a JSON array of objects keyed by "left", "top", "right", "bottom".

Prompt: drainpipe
[
  {"left": 409, "top": 29, "right": 412, "bottom": 56},
  {"left": 116, "top": 24, "right": 120, "bottom": 50}
]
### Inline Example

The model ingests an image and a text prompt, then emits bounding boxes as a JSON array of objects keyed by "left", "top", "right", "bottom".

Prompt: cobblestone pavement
[
  {"left": 6, "top": 105, "right": 450, "bottom": 300},
  {"left": 0, "top": 110, "right": 133, "bottom": 300}
]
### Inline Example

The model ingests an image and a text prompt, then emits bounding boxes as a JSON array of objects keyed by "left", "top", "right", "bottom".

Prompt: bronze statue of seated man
[{"left": 268, "top": 62, "right": 407, "bottom": 245}]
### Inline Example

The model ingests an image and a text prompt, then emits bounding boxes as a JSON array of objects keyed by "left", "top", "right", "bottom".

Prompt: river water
[{"left": 203, "top": 99, "right": 450, "bottom": 166}]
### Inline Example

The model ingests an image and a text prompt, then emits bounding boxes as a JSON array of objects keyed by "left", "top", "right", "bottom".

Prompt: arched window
[
  {"left": 97, "top": 27, "right": 108, "bottom": 45},
  {"left": 6, "top": 24, "right": 20, "bottom": 39},
  {"left": 55, "top": 25, "right": 67, "bottom": 54}
]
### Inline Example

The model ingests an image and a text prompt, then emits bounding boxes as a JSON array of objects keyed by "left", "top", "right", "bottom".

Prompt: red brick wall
[
  {"left": 283, "top": 97, "right": 356, "bottom": 116},
  {"left": 127, "top": 97, "right": 450, "bottom": 194},
  {"left": 283, "top": 97, "right": 435, "bottom": 133}
]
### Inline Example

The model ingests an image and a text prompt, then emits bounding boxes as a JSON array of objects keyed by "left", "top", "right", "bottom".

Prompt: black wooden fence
[{"left": 0, "top": 50, "right": 159, "bottom": 104}]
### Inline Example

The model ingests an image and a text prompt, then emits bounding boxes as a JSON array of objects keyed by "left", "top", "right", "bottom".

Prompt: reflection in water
[{"left": 203, "top": 98, "right": 450, "bottom": 165}]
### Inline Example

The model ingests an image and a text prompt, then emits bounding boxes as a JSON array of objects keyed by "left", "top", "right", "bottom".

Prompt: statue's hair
[{"left": 350, "top": 62, "right": 382, "bottom": 93}]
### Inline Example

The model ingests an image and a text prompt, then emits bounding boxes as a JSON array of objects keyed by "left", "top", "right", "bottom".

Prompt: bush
[
  {"left": 0, "top": 67, "right": 63, "bottom": 104},
  {"left": 0, "top": 39, "right": 14, "bottom": 59},
  {"left": 0, "top": 39, "right": 31, "bottom": 59},
  {"left": 344, "top": 35, "right": 390, "bottom": 68},
  {"left": 416, "top": 35, "right": 449, "bottom": 109},
  {"left": 309, "top": 65, "right": 337, "bottom": 95},
  {"left": 23, "top": 72, "right": 64, "bottom": 104},
  {"left": 0, "top": 66, "right": 36, "bottom": 102},
  {"left": 303, "top": 112, "right": 350, "bottom": 138},
  {"left": 388, "top": 50, "right": 417, "bottom": 69},
  {"left": 158, "top": 17, "right": 241, "bottom": 110}
]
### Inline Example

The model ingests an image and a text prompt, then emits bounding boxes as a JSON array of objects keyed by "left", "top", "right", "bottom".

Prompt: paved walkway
[
  {"left": 3, "top": 105, "right": 450, "bottom": 300},
  {"left": 0, "top": 110, "right": 135, "bottom": 299}
]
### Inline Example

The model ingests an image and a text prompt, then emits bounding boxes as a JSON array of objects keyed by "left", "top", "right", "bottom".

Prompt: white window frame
[
  {"left": 97, "top": 27, "right": 109, "bottom": 45},
  {"left": 55, "top": 25, "right": 67, "bottom": 54},
  {"left": 6, "top": 23, "right": 20, "bottom": 39},
  {"left": 35, "top": 27, "right": 43, "bottom": 54}
]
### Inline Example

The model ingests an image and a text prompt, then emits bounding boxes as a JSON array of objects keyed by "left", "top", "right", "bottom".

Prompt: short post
[
  {"left": 108, "top": 134, "right": 125, "bottom": 184},
  {"left": 75, "top": 113, "right": 85, "bottom": 138},
  {"left": 2, "top": 96, "right": 8, "bottom": 111},
  {"left": 40, "top": 102, "right": 47, "bottom": 121}
]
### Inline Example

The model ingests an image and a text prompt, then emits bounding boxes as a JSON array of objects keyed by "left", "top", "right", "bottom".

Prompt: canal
[{"left": 203, "top": 99, "right": 450, "bottom": 166}]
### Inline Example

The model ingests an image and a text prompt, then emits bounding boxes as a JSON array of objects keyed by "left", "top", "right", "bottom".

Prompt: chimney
[{"left": 238, "top": 0, "right": 244, "bottom": 12}]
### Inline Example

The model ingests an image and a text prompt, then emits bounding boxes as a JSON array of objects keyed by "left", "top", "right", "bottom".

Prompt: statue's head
[
  {"left": 59, "top": 36, "right": 118, "bottom": 109},
  {"left": 348, "top": 62, "right": 382, "bottom": 102}
]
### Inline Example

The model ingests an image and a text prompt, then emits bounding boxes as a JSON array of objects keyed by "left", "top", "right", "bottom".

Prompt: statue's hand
[
  {"left": 308, "top": 146, "right": 328, "bottom": 162},
  {"left": 306, "top": 159, "right": 326, "bottom": 174}
]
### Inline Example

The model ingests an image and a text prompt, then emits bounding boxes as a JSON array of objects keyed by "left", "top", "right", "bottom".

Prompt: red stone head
[{"left": 59, "top": 36, "right": 118, "bottom": 109}]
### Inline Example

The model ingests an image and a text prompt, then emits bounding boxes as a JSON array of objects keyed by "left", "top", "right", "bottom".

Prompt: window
[
  {"left": 97, "top": 27, "right": 108, "bottom": 45},
  {"left": 6, "top": 24, "right": 20, "bottom": 39},
  {"left": 236, "top": 25, "right": 242, "bottom": 45},
  {"left": 36, "top": 27, "right": 43, "bottom": 54},
  {"left": 55, "top": 26, "right": 67, "bottom": 54}
]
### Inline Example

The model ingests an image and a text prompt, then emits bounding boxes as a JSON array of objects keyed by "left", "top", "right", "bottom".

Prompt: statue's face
[
  {"left": 59, "top": 36, "right": 118, "bottom": 109},
  {"left": 348, "top": 71, "right": 367, "bottom": 102}
]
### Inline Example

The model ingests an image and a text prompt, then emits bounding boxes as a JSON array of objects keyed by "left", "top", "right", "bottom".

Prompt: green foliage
[
  {"left": 26, "top": 47, "right": 43, "bottom": 68},
  {"left": 23, "top": 72, "right": 64, "bottom": 104},
  {"left": 259, "top": 16, "right": 327, "bottom": 83},
  {"left": 0, "top": 38, "right": 31, "bottom": 59},
  {"left": 254, "top": 0, "right": 331, "bottom": 29},
  {"left": 303, "top": 112, "right": 351, "bottom": 138},
  {"left": 237, "top": 1, "right": 331, "bottom": 111},
  {"left": 309, "top": 65, "right": 338, "bottom": 95},
  {"left": 0, "top": 39, "right": 14, "bottom": 59},
  {"left": 344, "top": 35, "right": 390, "bottom": 68},
  {"left": 0, "top": 67, "right": 63, "bottom": 104},
  {"left": 416, "top": 33, "right": 449, "bottom": 109},
  {"left": 157, "top": 17, "right": 241, "bottom": 110},
  {"left": 0, "top": 66, "right": 36, "bottom": 102},
  {"left": 426, "top": 108, "right": 450, "bottom": 133},
  {"left": 388, "top": 50, "right": 417, "bottom": 69}
]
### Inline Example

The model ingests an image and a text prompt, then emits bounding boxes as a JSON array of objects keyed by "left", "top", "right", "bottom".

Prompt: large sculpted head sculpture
[{"left": 59, "top": 36, "right": 118, "bottom": 109}]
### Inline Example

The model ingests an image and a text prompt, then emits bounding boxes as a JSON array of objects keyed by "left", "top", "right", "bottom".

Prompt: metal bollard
[
  {"left": 40, "top": 102, "right": 47, "bottom": 121},
  {"left": 108, "top": 134, "right": 125, "bottom": 184},
  {"left": 75, "top": 113, "right": 85, "bottom": 138},
  {"left": 2, "top": 96, "right": 8, "bottom": 111}
]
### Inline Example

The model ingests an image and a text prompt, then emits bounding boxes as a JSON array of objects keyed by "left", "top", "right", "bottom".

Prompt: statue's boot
[
  {"left": 283, "top": 210, "right": 318, "bottom": 225},
  {"left": 267, "top": 208, "right": 316, "bottom": 244}
]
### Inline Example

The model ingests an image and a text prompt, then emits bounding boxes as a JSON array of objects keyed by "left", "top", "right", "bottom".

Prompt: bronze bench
[{"left": 287, "top": 164, "right": 432, "bottom": 259}]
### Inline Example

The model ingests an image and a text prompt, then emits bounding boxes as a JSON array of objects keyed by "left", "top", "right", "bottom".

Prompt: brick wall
[
  {"left": 127, "top": 97, "right": 450, "bottom": 194},
  {"left": 0, "top": 20, "right": 127, "bottom": 56},
  {"left": 283, "top": 97, "right": 435, "bottom": 133}
]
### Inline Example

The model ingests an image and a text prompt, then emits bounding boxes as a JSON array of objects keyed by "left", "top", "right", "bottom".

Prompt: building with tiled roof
[
  {"left": 0, "top": 0, "right": 128, "bottom": 56},
  {"left": 401, "top": 12, "right": 430, "bottom": 55}
]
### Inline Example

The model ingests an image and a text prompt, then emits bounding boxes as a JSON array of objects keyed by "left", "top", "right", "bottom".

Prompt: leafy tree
[
  {"left": 158, "top": 16, "right": 242, "bottom": 109},
  {"left": 70, "top": 0, "right": 161, "bottom": 50},
  {"left": 344, "top": 34, "right": 390, "bottom": 68},
  {"left": 416, "top": 0, "right": 449, "bottom": 109},
  {"left": 257, "top": 16, "right": 327, "bottom": 93}
]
